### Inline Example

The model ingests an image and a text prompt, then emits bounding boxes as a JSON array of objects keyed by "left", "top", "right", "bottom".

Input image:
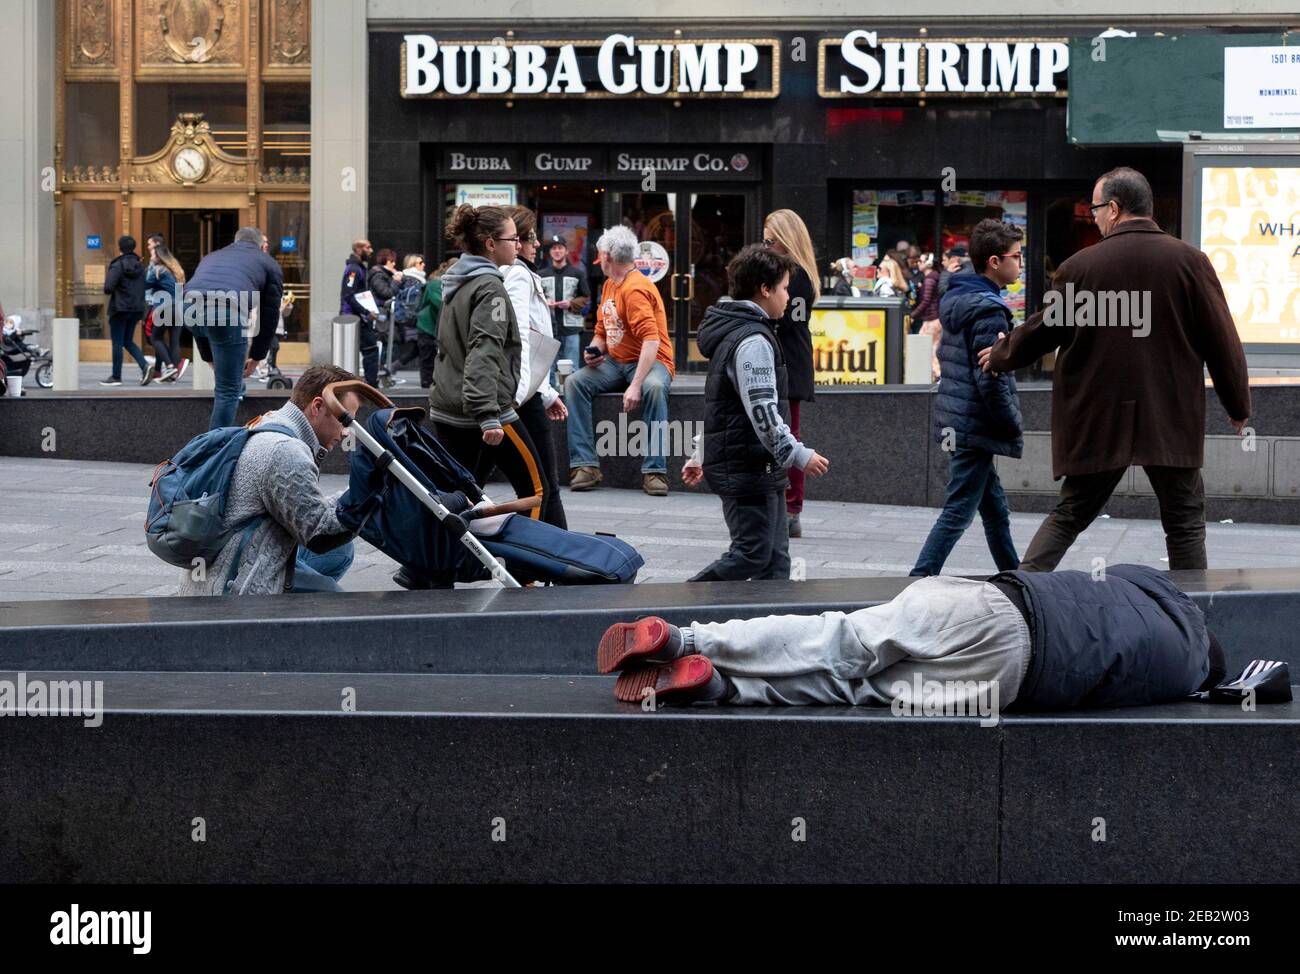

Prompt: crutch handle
[
  {"left": 322, "top": 380, "right": 394, "bottom": 423},
  {"left": 462, "top": 496, "right": 543, "bottom": 520}
]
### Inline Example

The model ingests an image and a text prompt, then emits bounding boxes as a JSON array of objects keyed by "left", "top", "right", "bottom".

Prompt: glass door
[{"left": 614, "top": 188, "right": 752, "bottom": 372}]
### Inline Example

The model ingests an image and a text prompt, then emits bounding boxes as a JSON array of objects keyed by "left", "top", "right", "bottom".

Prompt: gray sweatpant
[{"left": 687, "top": 576, "right": 1032, "bottom": 709}]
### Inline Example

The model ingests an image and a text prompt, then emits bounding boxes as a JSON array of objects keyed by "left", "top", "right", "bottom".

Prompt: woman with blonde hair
[
  {"left": 873, "top": 252, "right": 909, "bottom": 297},
  {"left": 762, "top": 209, "right": 821, "bottom": 538}
]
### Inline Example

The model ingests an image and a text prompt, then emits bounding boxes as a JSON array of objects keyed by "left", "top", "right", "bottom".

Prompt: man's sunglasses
[{"left": 1088, "top": 199, "right": 1113, "bottom": 212}]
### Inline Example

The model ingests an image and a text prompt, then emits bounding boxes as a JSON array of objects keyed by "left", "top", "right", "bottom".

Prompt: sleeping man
[{"left": 597, "top": 564, "right": 1227, "bottom": 712}]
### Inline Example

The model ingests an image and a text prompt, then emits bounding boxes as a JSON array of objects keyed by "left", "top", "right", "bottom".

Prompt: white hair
[{"left": 596, "top": 225, "right": 639, "bottom": 265}]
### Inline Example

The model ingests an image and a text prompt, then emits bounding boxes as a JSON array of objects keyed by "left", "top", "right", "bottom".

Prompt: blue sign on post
[
  {"left": 280, "top": 236, "right": 297, "bottom": 253},
  {"left": 86, "top": 235, "right": 101, "bottom": 250}
]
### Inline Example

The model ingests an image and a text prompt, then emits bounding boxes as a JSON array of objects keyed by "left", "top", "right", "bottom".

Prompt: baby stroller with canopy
[{"left": 328, "top": 381, "right": 642, "bottom": 587}]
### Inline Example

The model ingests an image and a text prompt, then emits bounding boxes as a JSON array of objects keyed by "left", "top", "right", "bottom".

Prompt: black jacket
[
  {"left": 538, "top": 262, "right": 591, "bottom": 335},
  {"left": 185, "top": 240, "right": 285, "bottom": 361},
  {"left": 1000, "top": 565, "right": 1212, "bottom": 710},
  {"left": 932, "top": 272, "right": 1023, "bottom": 458},
  {"left": 776, "top": 266, "right": 816, "bottom": 402},
  {"left": 698, "top": 300, "right": 790, "bottom": 497},
  {"left": 368, "top": 264, "right": 401, "bottom": 305},
  {"left": 103, "top": 252, "right": 147, "bottom": 316}
]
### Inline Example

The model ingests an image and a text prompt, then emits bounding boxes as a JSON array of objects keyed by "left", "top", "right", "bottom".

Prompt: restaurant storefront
[{"left": 368, "top": 26, "right": 1182, "bottom": 373}]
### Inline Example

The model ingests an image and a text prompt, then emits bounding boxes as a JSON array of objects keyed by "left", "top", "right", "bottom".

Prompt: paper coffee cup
[
  {"left": 5, "top": 375, "right": 22, "bottom": 397},
  {"left": 556, "top": 359, "right": 574, "bottom": 375}
]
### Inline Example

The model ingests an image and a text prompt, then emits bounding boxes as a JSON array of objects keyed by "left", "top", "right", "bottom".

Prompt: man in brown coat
[{"left": 979, "top": 167, "right": 1251, "bottom": 571}]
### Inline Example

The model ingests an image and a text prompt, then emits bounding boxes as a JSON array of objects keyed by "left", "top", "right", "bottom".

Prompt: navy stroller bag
[{"left": 336, "top": 407, "right": 642, "bottom": 585}]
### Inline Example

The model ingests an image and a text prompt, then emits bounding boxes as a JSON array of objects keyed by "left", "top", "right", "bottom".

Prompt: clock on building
[{"left": 172, "top": 146, "right": 207, "bottom": 182}]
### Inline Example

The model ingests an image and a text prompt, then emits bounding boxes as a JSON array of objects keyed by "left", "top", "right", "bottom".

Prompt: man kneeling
[
  {"left": 597, "top": 564, "right": 1225, "bottom": 711},
  {"left": 178, "top": 364, "right": 363, "bottom": 595}
]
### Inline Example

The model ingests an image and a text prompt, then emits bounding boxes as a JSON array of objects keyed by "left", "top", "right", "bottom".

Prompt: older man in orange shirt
[{"left": 565, "top": 225, "right": 676, "bottom": 496}]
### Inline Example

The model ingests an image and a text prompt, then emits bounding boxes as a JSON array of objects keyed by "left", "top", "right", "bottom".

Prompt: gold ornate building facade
[{"left": 57, "top": 0, "right": 311, "bottom": 360}]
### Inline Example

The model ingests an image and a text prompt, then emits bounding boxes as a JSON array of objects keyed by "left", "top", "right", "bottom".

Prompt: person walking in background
[
  {"left": 389, "top": 254, "right": 426, "bottom": 374},
  {"left": 873, "top": 253, "right": 909, "bottom": 297},
  {"left": 762, "top": 209, "right": 820, "bottom": 539},
  {"left": 938, "top": 244, "right": 972, "bottom": 298},
  {"left": 980, "top": 167, "right": 1251, "bottom": 571},
  {"left": 538, "top": 234, "right": 591, "bottom": 380},
  {"left": 683, "top": 245, "right": 828, "bottom": 582},
  {"left": 100, "top": 235, "right": 151, "bottom": 387},
  {"left": 143, "top": 238, "right": 189, "bottom": 383},
  {"left": 339, "top": 239, "right": 380, "bottom": 385},
  {"left": 502, "top": 206, "right": 570, "bottom": 529},
  {"left": 911, "top": 220, "right": 1025, "bottom": 578},
  {"left": 184, "top": 227, "right": 285, "bottom": 429},
  {"left": 415, "top": 257, "right": 453, "bottom": 388},
  {"left": 565, "top": 225, "right": 676, "bottom": 496},
  {"left": 912, "top": 252, "right": 943, "bottom": 381},
  {"left": 368, "top": 248, "right": 405, "bottom": 384}
]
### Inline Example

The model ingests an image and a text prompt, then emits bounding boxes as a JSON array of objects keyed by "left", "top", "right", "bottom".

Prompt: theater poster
[
  {"left": 541, "top": 213, "right": 589, "bottom": 266},
  {"left": 810, "top": 305, "right": 886, "bottom": 385},
  {"left": 1199, "top": 166, "right": 1300, "bottom": 343}
]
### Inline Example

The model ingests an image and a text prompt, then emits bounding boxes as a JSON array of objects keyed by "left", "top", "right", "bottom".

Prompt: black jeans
[
  {"left": 690, "top": 490, "right": 790, "bottom": 581},
  {"left": 359, "top": 319, "right": 380, "bottom": 385},
  {"left": 416, "top": 332, "right": 438, "bottom": 388},
  {"left": 514, "top": 395, "right": 567, "bottom": 529},
  {"left": 1021, "top": 465, "right": 1207, "bottom": 571},
  {"left": 433, "top": 419, "right": 549, "bottom": 521}
]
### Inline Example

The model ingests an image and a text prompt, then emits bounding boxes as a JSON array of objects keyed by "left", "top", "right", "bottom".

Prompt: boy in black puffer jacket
[
  {"left": 911, "top": 219, "right": 1025, "bottom": 577},
  {"left": 684, "top": 245, "right": 829, "bottom": 582}
]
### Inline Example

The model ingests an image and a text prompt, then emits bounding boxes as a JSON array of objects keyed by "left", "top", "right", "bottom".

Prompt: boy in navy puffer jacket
[{"left": 911, "top": 219, "right": 1025, "bottom": 577}]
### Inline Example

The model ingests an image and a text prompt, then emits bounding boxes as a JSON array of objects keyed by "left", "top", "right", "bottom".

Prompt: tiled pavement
[{"left": 3, "top": 456, "right": 1300, "bottom": 601}]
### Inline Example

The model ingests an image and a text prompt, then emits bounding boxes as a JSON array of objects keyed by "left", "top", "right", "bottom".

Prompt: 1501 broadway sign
[
  {"left": 403, "top": 34, "right": 780, "bottom": 98},
  {"left": 819, "top": 31, "right": 1069, "bottom": 97}
]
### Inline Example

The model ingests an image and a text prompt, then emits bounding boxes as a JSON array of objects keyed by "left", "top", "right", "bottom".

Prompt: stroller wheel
[
  {"left": 267, "top": 375, "right": 293, "bottom": 390},
  {"left": 36, "top": 362, "right": 53, "bottom": 389}
]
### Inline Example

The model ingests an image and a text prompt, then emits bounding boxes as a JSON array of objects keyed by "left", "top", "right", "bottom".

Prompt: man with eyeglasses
[{"left": 979, "top": 166, "right": 1251, "bottom": 572}]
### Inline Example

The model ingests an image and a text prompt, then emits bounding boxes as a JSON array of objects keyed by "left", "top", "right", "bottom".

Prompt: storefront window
[
  {"left": 135, "top": 83, "right": 247, "bottom": 155},
  {"left": 264, "top": 200, "right": 310, "bottom": 342},
  {"left": 263, "top": 84, "right": 310, "bottom": 172},
  {"left": 849, "top": 190, "right": 938, "bottom": 270},
  {"left": 69, "top": 199, "right": 116, "bottom": 339},
  {"left": 941, "top": 191, "right": 1029, "bottom": 322},
  {"left": 64, "top": 83, "right": 119, "bottom": 173}
]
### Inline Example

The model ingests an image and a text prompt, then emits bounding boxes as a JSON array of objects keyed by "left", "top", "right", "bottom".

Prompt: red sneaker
[
  {"left": 614, "top": 655, "right": 715, "bottom": 705},
  {"left": 596, "top": 616, "right": 673, "bottom": 674}
]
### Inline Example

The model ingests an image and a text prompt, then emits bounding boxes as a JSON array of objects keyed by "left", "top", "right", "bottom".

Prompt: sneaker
[
  {"left": 140, "top": 365, "right": 156, "bottom": 386},
  {"left": 569, "top": 466, "right": 603, "bottom": 491},
  {"left": 614, "top": 654, "right": 718, "bottom": 705},
  {"left": 159, "top": 365, "right": 177, "bottom": 382},
  {"left": 175, "top": 358, "right": 190, "bottom": 381},
  {"left": 643, "top": 473, "right": 668, "bottom": 496},
  {"left": 597, "top": 616, "right": 682, "bottom": 674},
  {"left": 99, "top": 377, "right": 123, "bottom": 387},
  {"left": 788, "top": 513, "right": 802, "bottom": 538}
]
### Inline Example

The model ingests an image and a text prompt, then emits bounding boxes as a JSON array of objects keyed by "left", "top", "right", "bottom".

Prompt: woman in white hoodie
[{"left": 503, "top": 205, "right": 569, "bottom": 529}]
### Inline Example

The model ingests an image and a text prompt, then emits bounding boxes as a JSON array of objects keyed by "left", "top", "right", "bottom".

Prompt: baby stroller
[{"left": 328, "top": 381, "right": 642, "bottom": 588}]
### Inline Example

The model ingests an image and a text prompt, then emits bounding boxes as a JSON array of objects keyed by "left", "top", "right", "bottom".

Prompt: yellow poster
[
  {"left": 810, "top": 306, "right": 886, "bottom": 385},
  {"left": 1200, "top": 166, "right": 1300, "bottom": 343}
]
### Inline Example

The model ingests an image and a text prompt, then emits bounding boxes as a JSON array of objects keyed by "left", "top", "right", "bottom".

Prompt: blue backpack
[
  {"left": 145, "top": 423, "right": 295, "bottom": 571},
  {"left": 393, "top": 279, "right": 424, "bottom": 326}
]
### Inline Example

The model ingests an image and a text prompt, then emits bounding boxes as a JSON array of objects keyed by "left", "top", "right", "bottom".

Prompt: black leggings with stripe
[{"left": 433, "top": 420, "right": 550, "bottom": 525}]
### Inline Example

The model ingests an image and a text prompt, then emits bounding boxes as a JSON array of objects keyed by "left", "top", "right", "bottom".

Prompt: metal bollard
[
  {"left": 192, "top": 356, "right": 214, "bottom": 390},
  {"left": 52, "top": 318, "right": 80, "bottom": 390},
  {"left": 332, "top": 315, "right": 360, "bottom": 372}
]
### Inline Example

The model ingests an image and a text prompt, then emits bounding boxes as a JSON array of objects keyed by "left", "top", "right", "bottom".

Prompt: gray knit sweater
[{"left": 176, "top": 403, "right": 347, "bottom": 596}]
